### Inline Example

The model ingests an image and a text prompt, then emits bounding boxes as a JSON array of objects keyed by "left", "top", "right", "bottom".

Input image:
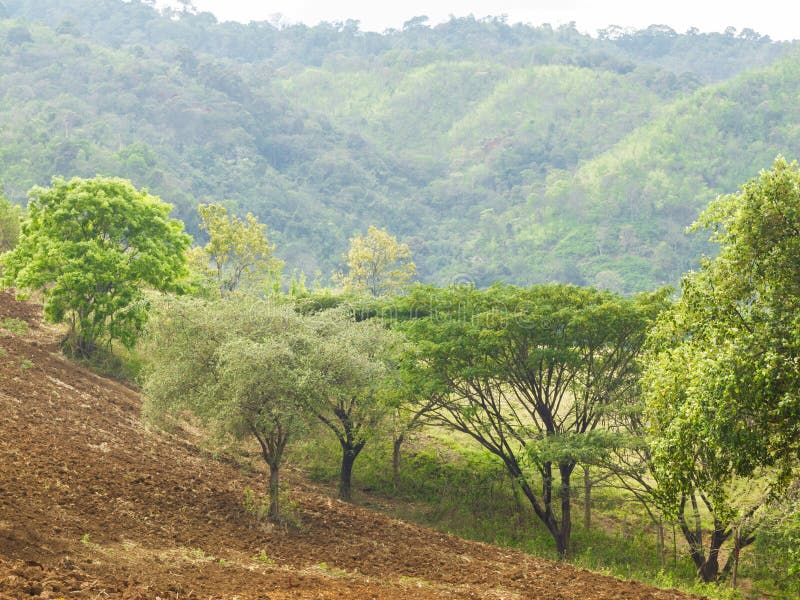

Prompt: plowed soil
[{"left": 0, "top": 291, "right": 700, "bottom": 599}]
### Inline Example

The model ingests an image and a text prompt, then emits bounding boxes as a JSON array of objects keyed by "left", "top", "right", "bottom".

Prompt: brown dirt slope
[{"left": 0, "top": 291, "right": 699, "bottom": 599}]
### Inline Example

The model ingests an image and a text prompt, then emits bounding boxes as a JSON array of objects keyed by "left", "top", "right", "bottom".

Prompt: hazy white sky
[{"left": 169, "top": 0, "right": 798, "bottom": 40}]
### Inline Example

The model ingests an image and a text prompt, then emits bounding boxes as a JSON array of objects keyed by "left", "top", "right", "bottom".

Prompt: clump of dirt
[
  {"left": 0, "top": 557, "right": 107, "bottom": 599},
  {"left": 0, "top": 290, "right": 41, "bottom": 327},
  {"left": 0, "top": 292, "right": 700, "bottom": 599}
]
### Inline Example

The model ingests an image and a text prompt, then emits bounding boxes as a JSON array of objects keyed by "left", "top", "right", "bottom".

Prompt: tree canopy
[
  {"left": 142, "top": 296, "right": 312, "bottom": 520},
  {"left": 0, "top": 3, "right": 793, "bottom": 292},
  {"left": 644, "top": 157, "right": 800, "bottom": 506},
  {"left": 193, "top": 203, "right": 283, "bottom": 298}
]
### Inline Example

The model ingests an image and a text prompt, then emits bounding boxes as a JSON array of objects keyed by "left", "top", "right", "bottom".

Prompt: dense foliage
[
  {"left": 0, "top": 190, "right": 21, "bottom": 252},
  {"left": 640, "top": 159, "right": 800, "bottom": 581},
  {"left": 2, "top": 2, "right": 800, "bottom": 593},
  {"left": 1, "top": 176, "right": 189, "bottom": 355},
  {"left": 0, "top": 1, "right": 796, "bottom": 290}
]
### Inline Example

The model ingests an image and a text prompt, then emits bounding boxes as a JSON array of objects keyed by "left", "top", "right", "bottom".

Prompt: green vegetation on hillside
[
  {"left": 2, "top": 157, "right": 800, "bottom": 596},
  {"left": 2, "top": 6, "right": 800, "bottom": 592},
  {"left": 0, "top": 1, "right": 796, "bottom": 290}
]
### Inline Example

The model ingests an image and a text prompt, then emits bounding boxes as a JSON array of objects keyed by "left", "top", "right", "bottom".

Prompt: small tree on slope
[
  {"left": 1, "top": 177, "right": 189, "bottom": 356},
  {"left": 142, "top": 297, "right": 311, "bottom": 521}
]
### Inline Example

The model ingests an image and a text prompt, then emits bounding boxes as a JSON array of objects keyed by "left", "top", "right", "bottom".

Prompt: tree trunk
[
  {"left": 730, "top": 536, "right": 741, "bottom": 590},
  {"left": 497, "top": 455, "right": 579, "bottom": 560},
  {"left": 392, "top": 434, "right": 404, "bottom": 490},
  {"left": 515, "top": 460, "right": 570, "bottom": 559},
  {"left": 338, "top": 447, "right": 361, "bottom": 502},
  {"left": 679, "top": 514, "right": 728, "bottom": 583},
  {"left": 583, "top": 465, "right": 591, "bottom": 531},
  {"left": 268, "top": 462, "right": 280, "bottom": 520},
  {"left": 554, "top": 529, "right": 568, "bottom": 559},
  {"left": 64, "top": 328, "right": 96, "bottom": 358},
  {"left": 722, "top": 527, "right": 756, "bottom": 586},
  {"left": 703, "top": 522, "right": 735, "bottom": 582},
  {"left": 557, "top": 462, "right": 574, "bottom": 559},
  {"left": 698, "top": 553, "right": 720, "bottom": 583},
  {"left": 672, "top": 524, "right": 677, "bottom": 569}
]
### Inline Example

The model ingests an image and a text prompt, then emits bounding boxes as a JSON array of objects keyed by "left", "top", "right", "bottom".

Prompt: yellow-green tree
[
  {"left": 336, "top": 226, "right": 415, "bottom": 296},
  {"left": 194, "top": 204, "right": 283, "bottom": 297}
]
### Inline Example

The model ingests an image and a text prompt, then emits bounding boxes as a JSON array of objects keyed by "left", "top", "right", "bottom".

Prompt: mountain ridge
[{"left": 0, "top": 0, "right": 797, "bottom": 290}]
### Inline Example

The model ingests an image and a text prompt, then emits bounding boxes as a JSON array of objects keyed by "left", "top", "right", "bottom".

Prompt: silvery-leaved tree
[
  {"left": 142, "top": 297, "right": 311, "bottom": 521},
  {"left": 304, "top": 309, "right": 400, "bottom": 501}
]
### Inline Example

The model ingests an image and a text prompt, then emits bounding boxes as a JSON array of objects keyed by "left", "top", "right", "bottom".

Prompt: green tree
[
  {"left": 643, "top": 328, "right": 768, "bottom": 582},
  {"left": 0, "top": 192, "right": 22, "bottom": 252},
  {"left": 0, "top": 177, "right": 190, "bottom": 356},
  {"left": 399, "top": 283, "right": 666, "bottom": 557},
  {"left": 195, "top": 203, "right": 283, "bottom": 298},
  {"left": 335, "top": 226, "right": 415, "bottom": 296},
  {"left": 142, "top": 297, "right": 311, "bottom": 521},
  {"left": 305, "top": 309, "right": 399, "bottom": 501},
  {"left": 642, "top": 157, "right": 800, "bottom": 580}
]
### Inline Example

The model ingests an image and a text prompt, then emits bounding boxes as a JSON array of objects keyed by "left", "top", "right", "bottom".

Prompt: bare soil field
[{"left": 0, "top": 291, "right": 699, "bottom": 599}]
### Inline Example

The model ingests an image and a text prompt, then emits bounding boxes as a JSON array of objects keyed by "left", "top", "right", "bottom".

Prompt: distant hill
[
  {"left": 547, "top": 51, "right": 800, "bottom": 290},
  {"left": 0, "top": 0, "right": 796, "bottom": 290}
]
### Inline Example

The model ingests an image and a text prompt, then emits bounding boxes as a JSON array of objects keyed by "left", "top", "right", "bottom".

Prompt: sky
[{"left": 164, "top": 0, "right": 798, "bottom": 41}]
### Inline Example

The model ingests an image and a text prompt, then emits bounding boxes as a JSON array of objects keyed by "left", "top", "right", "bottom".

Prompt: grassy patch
[
  {"left": 252, "top": 549, "right": 274, "bottom": 565},
  {"left": 0, "top": 317, "right": 28, "bottom": 335},
  {"left": 309, "top": 562, "right": 350, "bottom": 579},
  {"left": 78, "top": 344, "right": 144, "bottom": 383}
]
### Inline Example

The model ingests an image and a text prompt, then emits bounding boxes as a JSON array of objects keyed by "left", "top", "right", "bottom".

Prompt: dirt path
[{"left": 0, "top": 291, "right": 699, "bottom": 599}]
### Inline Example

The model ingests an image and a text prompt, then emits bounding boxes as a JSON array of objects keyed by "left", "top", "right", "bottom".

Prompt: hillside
[
  {"left": 0, "top": 0, "right": 797, "bottom": 290},
  {"left": 0, "top": 292, "right": 702, "bottom": 598}
]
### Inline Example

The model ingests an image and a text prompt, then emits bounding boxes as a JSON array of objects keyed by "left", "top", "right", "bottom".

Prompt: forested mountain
[{"left": 0, "top": 0, "right": 796, "bottom": 290}]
